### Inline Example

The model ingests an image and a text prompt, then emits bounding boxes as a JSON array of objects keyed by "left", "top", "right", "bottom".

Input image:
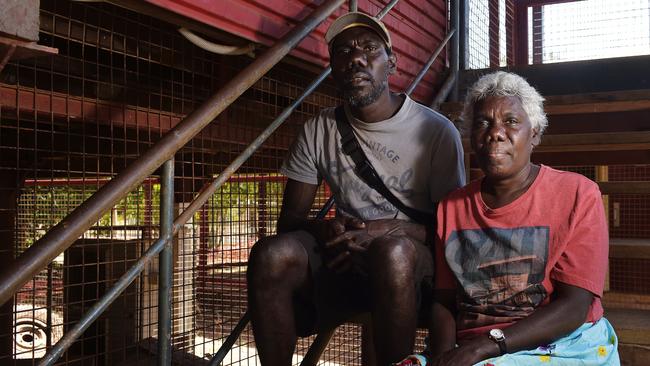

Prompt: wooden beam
[
  {"left": 604, "top": 292, "right": 650, "bottom": 311},
  {"left": 546, "top": 100, "right": 650, "bottom": 114},
  {"left": 545, "top": 89, "right": 650, "bottom": 114},
  {"left": 598, "top": 181, "right": 650, "bottom": 195},
  {"left": 536, "top": 131, "right": 650, "bottom": 152},
  {"left": 609, "top": 238, "right": 650, "bottom": 259},
  {"left": 441, "top": 89, "right": 650, "bottom": 117},
  {"left": 461, "top": 131, "right": 650, "bottom": 153},
  {"left": 532, "top": 150, "right": 650, "bottom": 166},
  {"left": 0, "top": 34, "right": 58, "bottom": 61},
  {"left": 605, "top": 308, "right": 650, "bottom": 345}
]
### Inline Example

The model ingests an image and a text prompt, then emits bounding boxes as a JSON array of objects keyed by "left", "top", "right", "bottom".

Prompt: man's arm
[
  {"left": 276, "top": 178, "right": 320, "bottom": 234},
  {"left": 277, "top": 178, "right": 365, "bottom": 242}
]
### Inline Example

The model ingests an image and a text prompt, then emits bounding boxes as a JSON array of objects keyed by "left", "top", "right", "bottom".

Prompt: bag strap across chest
[{"left": 334, "top": 106, "right": 435, "bottom": 226}]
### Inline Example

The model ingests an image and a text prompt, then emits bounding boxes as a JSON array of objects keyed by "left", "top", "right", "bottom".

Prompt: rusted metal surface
[
  {"left": 129, "top": 0, "right": 448, "bottom": 102},
  {"left": 175, "top": 0, "right": 399, "bottom": 233},
  {"left": 0, "top": 0, "right": 345, "bottom": 308},
  {"left": 158, "top": 159, "right": 174, "bottom": 366}
]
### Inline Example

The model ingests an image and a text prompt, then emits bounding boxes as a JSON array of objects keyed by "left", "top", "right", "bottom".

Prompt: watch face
[{"left": 489, "top": 328, "right": 504, "bottom": 340}]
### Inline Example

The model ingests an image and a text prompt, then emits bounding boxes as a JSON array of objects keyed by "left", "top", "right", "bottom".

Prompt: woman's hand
[{"left": 430, "top": 337, "right": 498, "bottom": 366}]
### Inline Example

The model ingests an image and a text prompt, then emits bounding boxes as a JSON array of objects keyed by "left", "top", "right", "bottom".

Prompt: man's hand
[
  {"left": 321, "top": 219, "right": 411, "bottom": 273},
  {"left": 309, "top": 217, "right": 364, "bottom": 273}
]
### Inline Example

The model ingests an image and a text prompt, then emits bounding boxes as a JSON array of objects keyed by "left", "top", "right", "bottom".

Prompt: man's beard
[
  {"left": 343, "top": 80, "right": 387, "bottom": 108},
  {"left": 341, "top": 67, "right": 389, "bottom": 108}
]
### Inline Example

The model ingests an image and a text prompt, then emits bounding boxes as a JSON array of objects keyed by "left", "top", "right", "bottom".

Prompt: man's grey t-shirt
[{"left": 281, "top": 95, "right": 465, "bottom": 221}]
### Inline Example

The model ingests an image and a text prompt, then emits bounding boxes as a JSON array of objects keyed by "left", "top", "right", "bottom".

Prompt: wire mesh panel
[
  {"left": 0, "top": 0, "right": 375, "bottom": 364},
  {"left": 537, "top": 0, "right": 650, "bottom": 64},
  {"left": 466, "top": 0, "right": 490, "bottom": 69},
  {"left": 14, "top": 179, "right": 159, "bottom": 363},
  {"left": 466, "top": 0, "right": 650, "bottom": 68},
  {"left": 552, "top": 164, "right": 650, "bottom": 298},
  {"left": 466, "top": 0, "right": 514, "bottom": 69},
  {"left": 605, "top": 164, "right": 650, "bottom": 298}
]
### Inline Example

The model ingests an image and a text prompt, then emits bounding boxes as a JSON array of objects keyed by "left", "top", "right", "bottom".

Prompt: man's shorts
[{"left": 285, "top": 230, "right": 434, "bottom": 337}]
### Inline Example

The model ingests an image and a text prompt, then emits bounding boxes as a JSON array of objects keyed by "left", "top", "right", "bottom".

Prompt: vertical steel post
[
  {"left": 349, "top": 0, "right": 358, "bottom": 12},
  {"left": 0, "top": 0, "right": 345, "bottom": 308},
  {"left": 459, "top": 0, "right": 468, "bottom": 70},
  {"left": 158, "top": 159, "right": 174, "bottom": 366},
  {"left": 450, "top": 0, "right": 460, "bottom": 101}
]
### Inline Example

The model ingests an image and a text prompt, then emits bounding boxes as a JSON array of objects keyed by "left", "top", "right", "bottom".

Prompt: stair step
[{"left": 606, "top": 308, "right": 650, "bottom": 346}]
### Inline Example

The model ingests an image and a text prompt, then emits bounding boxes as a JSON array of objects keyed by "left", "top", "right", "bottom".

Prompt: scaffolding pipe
[
  {"left": 205, "top": 10, "right": 478, "bottom": 366},
  {"left": 158, "top": 159, "right": 174, "bottom": 366},
  {"left": 430, "top": 70, "right": 457, "bottom": 110},
  {"left": 175, "top": 68, "right": 330, "bottom": 228},
  {"left": 174, "top": 0, "right": 400, "bottom": 235},
  {"left": 404, "top": 29, "right": 455, "bottom": 95},
  {"left": 0, "top": 0, "right": 345, "bottom": 307},
  {"left": 38, "top": 235, "right": 170, "bottom": 366},
  {"left": 450, "top": 0, "right": 460, "bottom": 100},
  {"left": 207, "top": 311, "right": 251, "bottom": 366}
]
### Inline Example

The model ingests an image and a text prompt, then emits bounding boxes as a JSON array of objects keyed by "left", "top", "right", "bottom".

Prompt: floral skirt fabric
[{"left": 473, "top": 318, "right": 620, "bottom": 366}]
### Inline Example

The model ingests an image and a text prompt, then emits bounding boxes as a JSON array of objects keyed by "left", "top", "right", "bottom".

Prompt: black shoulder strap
[{"left": 334, "top": 106, "right": 435, "bottom": 226}]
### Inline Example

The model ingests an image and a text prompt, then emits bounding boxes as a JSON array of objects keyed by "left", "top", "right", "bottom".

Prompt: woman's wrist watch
[{"left": 488, "top": 328, "right": 507, "bottom": 355}]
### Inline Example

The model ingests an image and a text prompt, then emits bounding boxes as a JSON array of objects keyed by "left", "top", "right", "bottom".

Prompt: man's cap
[{"left": 325, "top": 12, "right": 392, "bottom": 49}]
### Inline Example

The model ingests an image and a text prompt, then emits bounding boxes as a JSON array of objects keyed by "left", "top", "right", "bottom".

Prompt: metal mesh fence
[
  {"left": 466, "top": 0, "right": 513, "bottom": 69},
  {"left": 466, "top": 0, "right": 650, "bottom": 68},
  {"left": 537, "top": 0, "right": 650, "bottom": 64},
  {"left": 552, "top": 164, "right": 650, "bottom": 297},
  {"left": 466, "top": 0, "right": 490, "bottom": 69},
  {"left": 0, "top": 0, "right": 380, "bottom": 364}
]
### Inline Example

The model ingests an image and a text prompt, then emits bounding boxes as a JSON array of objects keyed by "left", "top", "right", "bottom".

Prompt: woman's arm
[
  {"left": 428, "top": 289, "right": 458, "bottom": 358},
  {"left": 432, "top": 281, "right": 594, "bottom": 366}
]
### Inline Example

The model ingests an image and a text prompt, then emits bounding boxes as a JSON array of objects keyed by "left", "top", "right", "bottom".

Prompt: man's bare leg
[
  {"left": 367, "top": 236, "right": 419, "bottom": 365},
  {"left": 248, "top": 234, "right": 311, "bottom": 366}
]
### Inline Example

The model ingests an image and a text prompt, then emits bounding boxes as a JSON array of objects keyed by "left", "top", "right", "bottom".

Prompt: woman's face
[{"left": 470, "top": 95, "right": 540, "bottom": 180}]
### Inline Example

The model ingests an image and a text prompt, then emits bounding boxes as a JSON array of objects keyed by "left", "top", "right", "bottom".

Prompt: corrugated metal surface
[{"left": 142, "top": 0, "right": 448, "bottom": 102}]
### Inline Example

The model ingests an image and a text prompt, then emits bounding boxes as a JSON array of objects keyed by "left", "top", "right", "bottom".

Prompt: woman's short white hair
[{"left": 461, "top": 71, "right": 548, "bottom": 136}]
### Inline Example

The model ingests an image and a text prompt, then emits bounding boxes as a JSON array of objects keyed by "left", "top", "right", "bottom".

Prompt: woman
[{"left": 396, "top": 71, "right": 619, "bottom": 366}]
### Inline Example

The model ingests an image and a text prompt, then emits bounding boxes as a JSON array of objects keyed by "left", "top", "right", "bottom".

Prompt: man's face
[
  {"left": 470, "top": 96, "right": 540, "bottom": 179},
  {"left": 329, "top": 27, "right": 395, "bottom": 108}
]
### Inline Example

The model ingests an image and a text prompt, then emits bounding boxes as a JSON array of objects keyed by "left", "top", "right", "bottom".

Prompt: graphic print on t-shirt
[
  {"left": 445, "top": 226, "right": 550, "bottom": 329},
  {"left": 327, "top": 156, "right": 423, "bottom": 220}
]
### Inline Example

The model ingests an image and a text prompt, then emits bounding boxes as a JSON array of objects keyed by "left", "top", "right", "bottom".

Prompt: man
[{"left": 247, "top": 12, "right": 465, "bottom": 366}]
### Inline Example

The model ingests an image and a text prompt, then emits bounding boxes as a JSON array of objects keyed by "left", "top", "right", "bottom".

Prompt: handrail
[
  {"left": 33, "top": 1, "right": 346, "bottom": 364},
  {"left": 208, "top": 23, "right": 457, "bottom": 366},
  {"left": 405, "top": 29, "right": 456, "bottom": 95},
  {"left": 0, "top": 0, "right": 346, "bottom": 307}
]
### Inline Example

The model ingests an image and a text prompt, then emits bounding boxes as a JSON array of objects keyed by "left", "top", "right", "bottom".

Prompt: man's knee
[
  {"left": 248, "top": 233, "right": 309, "bottom": 284},
  {"left": 367, "top": 236, "right": 418, "bottom": 277}
]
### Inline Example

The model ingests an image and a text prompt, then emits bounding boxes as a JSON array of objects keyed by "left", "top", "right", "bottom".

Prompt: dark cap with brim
[{"left": 325, "top": 12, "right": 392, "bottom": 49}]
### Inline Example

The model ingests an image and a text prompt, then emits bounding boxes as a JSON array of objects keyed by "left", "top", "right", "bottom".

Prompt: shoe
[{"left": 392, "top": 354, "right": 427, "bottom": 366}]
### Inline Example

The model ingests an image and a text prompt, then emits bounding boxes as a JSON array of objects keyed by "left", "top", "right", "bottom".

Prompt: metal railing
[
  {"left": 207, "top": 25, "right": 458, "bottom": 366},
  {"left": 0, "top": 0, "right": 345, "bottom": 310},
  {"left": 1, "top": 0, "right": 345, "bottom": 364},
  {"left": 0, "top": 0, "right": 459, "bottom": 364}
]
